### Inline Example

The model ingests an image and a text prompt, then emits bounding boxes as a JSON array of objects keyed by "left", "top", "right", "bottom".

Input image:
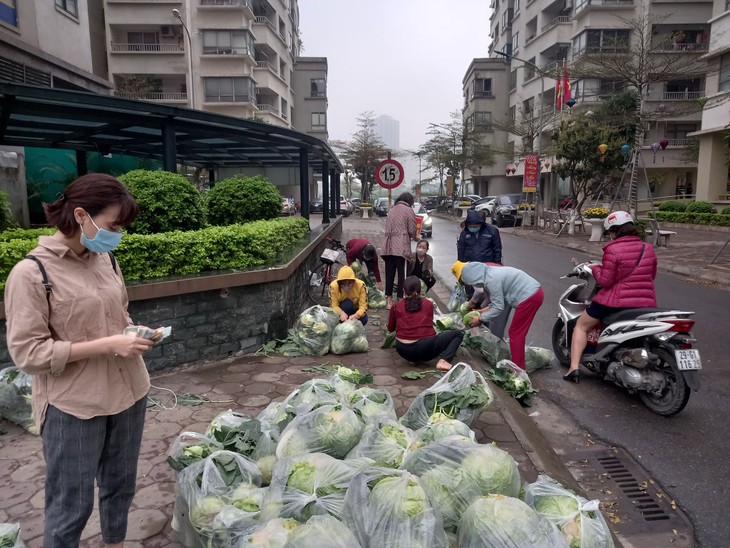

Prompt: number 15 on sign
[{"left": 375, "top": 159, "right": 405, "bottom": 190}]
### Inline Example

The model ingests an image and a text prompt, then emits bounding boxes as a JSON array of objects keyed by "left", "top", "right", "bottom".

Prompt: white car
[
  {"left": 474, "top": 196, "right": 497, "bottom": 216},
  {"left": 412, "top": 203, "right": 433, "bottom": 238}
]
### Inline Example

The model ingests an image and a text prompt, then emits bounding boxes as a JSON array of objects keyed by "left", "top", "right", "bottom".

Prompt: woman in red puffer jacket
[{"left": 564, "top": 211, "right": 658, "bottom": 383}]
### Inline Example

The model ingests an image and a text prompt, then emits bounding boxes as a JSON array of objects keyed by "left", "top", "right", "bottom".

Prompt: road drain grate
[
  {"left": 596, "top": 455, "right": 670, "bottom": 521},
  {"left": 565, "top": 446, "right": 694, "bottom": 539}
]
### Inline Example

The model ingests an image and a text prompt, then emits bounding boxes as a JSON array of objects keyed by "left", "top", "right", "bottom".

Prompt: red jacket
[
  {"left": 345, "top": 238, "right": 381, "bottom": 283},
  {"left": 592, "top": 236, "right": 658, "bottom": 308},
  {"left": 387, "top": 298, "right": 436, "bottom": 340}
]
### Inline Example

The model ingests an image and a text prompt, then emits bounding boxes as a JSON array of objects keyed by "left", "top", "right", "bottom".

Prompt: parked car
[
  {"left": 374, "top": 197, "right": 390, "bottom": 216},
  {"left": 412, "top": 203, "right": 433, "bottom": 238},
  {"left": 339, "top": 198, "right": 354, "bottom": 216},
  {"left": 473, "top": 196, "right": 497, "bottom": 216},
  {"left": 350, "top": 198, "right": 362, "bottom": 213},
  {"left": 466, "top": 194, "right": 482, "bottom": 203},
  {"left": 492, "top": 194, "right": 524, "bottom": 227},
  {"left": 309, "top": 198, "right": 324, "bottom": 213},
  {"left": 420, "top": 196, "right": 439, "bottom": 210},
  {"left": 281, "top": 198, "right": 295, "bottom": 216}
]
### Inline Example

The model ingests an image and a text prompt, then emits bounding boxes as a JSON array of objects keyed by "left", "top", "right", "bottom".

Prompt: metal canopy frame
[{"left": 0, "top": 82, "right": 343, "bottom": 174}]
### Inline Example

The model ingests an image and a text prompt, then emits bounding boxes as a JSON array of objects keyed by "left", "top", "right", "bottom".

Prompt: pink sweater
[{"left": 592, "top": 236, "right": 658, "bottom": 308}]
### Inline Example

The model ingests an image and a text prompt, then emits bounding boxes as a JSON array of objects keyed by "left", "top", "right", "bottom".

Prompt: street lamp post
[
  {"left": 172, "top": 8, "right": 195, "bottom": 109},
  {"left": 495, "top": 51, "right": 546, "bottom": 229}
]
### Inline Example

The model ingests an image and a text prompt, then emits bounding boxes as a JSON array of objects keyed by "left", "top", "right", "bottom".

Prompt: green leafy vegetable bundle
[
  {"left": 462, "top": 327, "right": 511, "bottom": 367},
  {"left": 0, "top": 367, "right": 38, "bottom": 435},
  {"left": 486, "top": 360, "right": 539, "bottom": 407},
  {"left": 292, "top": 305, "right": 340, "bottom": 356},
  {"left": 0, "top": 523, "right": 24, "bottom": 548}
]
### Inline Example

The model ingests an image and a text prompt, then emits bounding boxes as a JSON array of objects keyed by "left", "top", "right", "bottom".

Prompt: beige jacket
[{"left": 4, "top": 236, "right": 150, "bottom": 426}]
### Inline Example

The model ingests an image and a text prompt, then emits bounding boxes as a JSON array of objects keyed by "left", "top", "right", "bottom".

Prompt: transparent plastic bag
[
  {"left": 0, "top": 367, "right": 38, "bottom": 435},
  {"left": 402, "top": 436, "right": 521, "bottom": 531},
  {"left": 447, "top": 283, "right": 467, "bottom": 312},
  {"left": 346, "top": 386, "right": 397, "bottom": 422},
  {"left": 283, "top": 514, "right": 362, "bottom": 548},
  {"left": 205, "top": 410, "right": 262, "bottom": 458},
  {"left": 525, "top": 346, "right": 555, "bottom": 372},
  {"left": 415, "top": 418, "right": 476, "bottom": 445},
  {"left": 330, "top": 320, "right": 369, "bottom": 354},
  {"left": 524, "top": 475, "right": 615, "bottom": 548},
  {"left": 327, "top": 365, "right": 369, "bottom": 399},
  {"left": 342, "top": 468, "right": 448, "bottom": 548},
  {"left": 172, "top": 450, "right": 263, "bottom": 548},
  {"left": 367, "top": 286, "right": 387, "bottom": 309},
  {"left": 399, "top": 362, "right": 492, "bottom": 430},
  {"left": 488, "top": 360, "right": 539, "bottom": 407},
  {"left": 276, "top": 405, "right": 363, "bottom": 460},
  {"left": 0, "top": 523, "right": 25, "bottom": 548},
  {"left": 254, "top": 402, "right": 294, "bottom": 461},
  {"left": 434, "top": 312, "right": 465, "bottom": 333},
  {"left": 345, "top": 418, "right": 417, "bottom": 468},
  {"left": 282, "top": 379, "right": 340, "bottom": 417},
  {"left": 262, "top": 452, "right": 366, "bottom": 523},
  {"left": 238, "top": 517, "right": 300, "bottom": 547},
  {"left": 167, "top": 431, "right": 223, "bottom": 472},
  {"left": 462, "top": 327, "right": 511, "bottom": 366},
  {"left": 293, "top": 305, "right": 340, "bottom": 356},
  {"left": 459, "top": 494, "right": 569, "bottom": 548}
]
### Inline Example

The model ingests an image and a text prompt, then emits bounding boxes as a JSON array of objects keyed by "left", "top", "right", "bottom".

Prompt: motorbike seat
[{"left": 602, "top": 307, "right": 673, "bottom": 324}]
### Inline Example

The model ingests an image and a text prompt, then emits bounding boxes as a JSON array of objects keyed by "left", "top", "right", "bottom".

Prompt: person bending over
[
  {"left": 387, "top": 276, "right": 464, "bottom": 372},
  {"left": 330, "top": 265, "right": 368, "bottom": 325},
  {"left": 345, "top": 238, "right": 382, "bottom": 289}
]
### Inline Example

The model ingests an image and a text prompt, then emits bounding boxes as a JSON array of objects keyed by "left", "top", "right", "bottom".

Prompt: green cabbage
[
  {"left": 239, "top": 517, "right": 300, "bottom": 547},
  {"left": 284, "top": 515, "right": 362, "bottom": 548},
  {"left": 276, "top": 405, "right": 363, "bottom": 459},
  {"left": 459, "top": 300, "right": 473, "bottom": 317},
  {"left": 459, "top": 443, "right": 521, "bottom": 498},
  {"left": 347, "top": 387, "right": 397, "bottom": 421},
  {"left": 331, "top": 320, "right": 369, "bottom": 354}
]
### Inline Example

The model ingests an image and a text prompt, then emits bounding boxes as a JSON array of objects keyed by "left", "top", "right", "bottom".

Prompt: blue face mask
[
  {"left": 80, "top": 213, "right": 123, "bottom": 253},
  {"left": 468, "top": 226, "right": 480, "bottom": 233}
]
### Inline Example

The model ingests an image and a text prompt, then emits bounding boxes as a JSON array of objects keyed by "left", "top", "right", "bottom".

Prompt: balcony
[
  {"left": 648, "top": 90, "right": 704, "bottom": 101},
  {"left": 200, "top": 0, "right": 251, "bottom": 6},
  {"left": 654, "top": 41, "right": 709, "bottom": 53},
  {"left": 541, "top": 15, "right": 570, "bottom": 32},
  {"left": 255, "top": 60, "right": 278, "bottom": 74},
  {"left": 256, "top": 103, "right": 278, "bottom": 113},
  {"left": 253, "top": 16, "right": 286, "bottom": 43},
  {"left": 113, "top": 91, "right": 188, "bottom": 104},
  {"left": 642, "top": 138, "right": 697, "bottom": 148},
  {"left": 110, "top": 43, "right": 183, "bottom": 53}
]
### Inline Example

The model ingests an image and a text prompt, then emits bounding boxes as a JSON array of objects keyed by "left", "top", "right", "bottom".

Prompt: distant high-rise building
[{"left": 375, "top": 114, "right": 400, "bottom": 151}]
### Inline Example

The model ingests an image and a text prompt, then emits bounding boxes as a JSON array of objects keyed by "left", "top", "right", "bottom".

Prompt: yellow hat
[{"left": 452, "top": 261, "right": 467, "bottom": 281}]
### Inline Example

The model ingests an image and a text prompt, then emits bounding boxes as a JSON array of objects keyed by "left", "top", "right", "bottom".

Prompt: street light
[
  {"left": 495, "top": 50, "right": 546, "bottom": 228},
  {"left": 172, "top": 8, "right": 195, "bottom": 109}
]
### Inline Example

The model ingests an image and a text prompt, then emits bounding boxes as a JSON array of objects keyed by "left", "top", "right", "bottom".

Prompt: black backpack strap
[
  {"left": 24, "top": 255, "right": 52, "bottom": 301},
  {"left": 108, "top": 251, "right": 118, "bottom": 274}
]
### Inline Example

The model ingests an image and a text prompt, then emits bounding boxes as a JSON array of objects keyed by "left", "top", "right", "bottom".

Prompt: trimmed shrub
[
  {"left": 120, "top": 170, "right": 206, "bottom": 234},
  {"left": 205, "top": 175, "right": 282, "bottom": 225},
  {"left": 721, "top": 206, "right": 730, "bottom": 215},
  {"left": 685, "top": 200, "right": 715, "bottom": 213},
  {"left": 651, "top": 211, "right": 730, "bottom": 226},
  {"left": 658, "top": 200, "right": 688, "bottom": 212},
  {"left": 0, "top": 227, "right": 54, "bottom": 242},
  {"left": 0, "top": 191, "right": 14, "bottom": 231}
]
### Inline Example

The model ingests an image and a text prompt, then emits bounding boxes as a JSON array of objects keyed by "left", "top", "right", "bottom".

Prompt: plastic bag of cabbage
[
  {"left": 524, "top": 475, "right": 615, "bottom": 548},
  {"left": 402, "top": 436, "right": 522, "bottom": 532},
  {"left": 346, "top": 387, "right": 397, "bottom": 422},
  {"left": 167, "top": 431, "right": 223, "bottom": 472},
  {"left": 346, "top": 418, "right": 418, "bottom": 468},
  {"left": 172, "top": 450, "right": 263, "bottom": 548},
  {"left": 330, "top": 320, "right": 369, "bottom": 354},
  {"left": 281, "top": 378, "right": 340, "bottom": 416},
  {"left": 0, "top": 523, "right": 25, "bottom": 548},
  {"left": 525, "top": 346, "right": 555, "bottom": 372},
  {"left": 0, "top": 366, "right": 38, "bottom": 435},
  {"left": 284, "top": 514, "right": 362, "bottom": 548},
  {"left": 459, "top": 494, "right": 569, "bottom": 548},
  {"left": 462, "top": 327, "right": 511, "bottom": 366},
  {"left": 399, "top": 362, "right": 492, "bottom": 430},
  {"left": 293, "top": 305, "right": 340, "bottom": 356},
  {"left": 276, "top": 405, "right": 364, "bottom": 459},
  {"left": 238, "top": 517, "right": 300, "bottom": 547},
  {"left": 342, "top": 468, "right": 448, "bottom": 548},
  {"left": 434, "top": 312, "right": 465, "bottom": 333}
]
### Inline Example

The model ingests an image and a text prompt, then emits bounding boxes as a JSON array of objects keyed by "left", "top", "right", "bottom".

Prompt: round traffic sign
[{"left": 375, "top": 159, "right": 405, "bottom": 189}]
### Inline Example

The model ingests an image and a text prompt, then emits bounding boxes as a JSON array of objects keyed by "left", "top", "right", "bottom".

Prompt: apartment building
[
  {"left": 292, "top": 56, "right": 329, "bottom": 142},
  {"left": 481, "top": 0, "right": 716, "bottom": 205},
  {"left": 693, "top": 0, "right": 730, "bottom": 202}
]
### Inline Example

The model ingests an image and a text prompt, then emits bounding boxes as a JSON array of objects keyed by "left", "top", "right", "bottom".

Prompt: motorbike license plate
[{"left": 675, "top": 349, "right": 702, "bottom": 370}]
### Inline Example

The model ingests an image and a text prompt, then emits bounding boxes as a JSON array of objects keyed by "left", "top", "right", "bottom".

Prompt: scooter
[{"left": 552, "top": 261, "right": 701, "bottom": 416}]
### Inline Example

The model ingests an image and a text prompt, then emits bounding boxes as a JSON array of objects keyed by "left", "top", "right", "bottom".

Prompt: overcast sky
[{"left": 299, "top": 0, "right": 492, "bottom": 154}]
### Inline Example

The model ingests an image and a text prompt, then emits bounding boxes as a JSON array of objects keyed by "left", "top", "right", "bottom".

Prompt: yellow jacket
[{"left": 329, "top": 265, "right": 368, "bottom": 318}]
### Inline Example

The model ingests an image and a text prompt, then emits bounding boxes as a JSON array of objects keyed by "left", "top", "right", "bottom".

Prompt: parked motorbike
[{"left": 552, "top": 261, "right": 701, "bottom": 416}]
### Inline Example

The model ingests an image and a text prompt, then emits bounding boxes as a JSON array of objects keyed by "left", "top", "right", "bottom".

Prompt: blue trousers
[
  {"left": 340, "top": 298, "right": 368, "bottom": 325},
  {"left": 41, "top": 396, "right": 147, "bottom": 546}
]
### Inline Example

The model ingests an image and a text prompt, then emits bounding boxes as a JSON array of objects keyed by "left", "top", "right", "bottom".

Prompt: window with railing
[
  {"left": 525, "top": 57, "right": 536, "bottom": 80},
  {"left": 204, "top": 77, "right": 256, "bottom": 102},
  {"left": 56, "top": 0, "right": 78, "bottom": 18},
  {"left": 202, "top": 30, "right": 254, "bottom": 55},
  {"left": 721, "top": 53, "right": 730, "bottom": 92},
  {"left": 473, "top": 77, "right": 492, "bottom": 96},
  {"left": 510, "top": 69, "right": 517, "bottom": 90},
  {"left": 467, "top": 111, "right": 492, "bottom": 132},
  {"left": 502, "top": 8, "right": 513, "bottom": 29},
  {"left": 126, "top": 32, "right": 161, "bottom": 52},
  {"left": 310, "top": 78, "right": 326, "bottom": 98},
  {"left": 509, "top": 105, "right": 516, "bottom": 120},
  {"left": 599, "top": 79, "right": 628, "bottom": 97},
  {"left": 573, "top": 29, "right": 630, "bottom": 58},
  {"left": 665, "top": 78, "right": 703, "bottom": 98},
  {"left": 511, "top": 31, "right": 520, "bottom": 53},
  {"left": 312, "top": 112, "right": 326, "bottom": 130},
  {"left": 281, "top": 98, "right": 289, "bottom": 120},
  {"left": 665, "top": 123, "right": 698, "bottom": 140}
]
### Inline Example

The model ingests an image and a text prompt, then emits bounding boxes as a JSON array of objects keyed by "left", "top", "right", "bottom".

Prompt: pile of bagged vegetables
[
  {"left": 0, "top": 367, "right": 38, "bottom": 435},
  {"left": 167, "top": 362, "right": 614, "bottom": 547}
]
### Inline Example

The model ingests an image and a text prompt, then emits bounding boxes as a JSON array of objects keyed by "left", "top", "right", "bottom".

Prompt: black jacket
[{"left": 457, "top": 209, "right": 503, "bottom": 264}]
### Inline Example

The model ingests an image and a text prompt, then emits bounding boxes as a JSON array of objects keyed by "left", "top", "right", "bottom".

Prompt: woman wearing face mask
[
  {"left": 4, "top": 173, "right": 155, "bottom": 548},
  {"left": 329, "top": 265, "right": 368, "bottom": 325},
  {"left": 407, "top": 239, "right": 435, "bottom": 292}
]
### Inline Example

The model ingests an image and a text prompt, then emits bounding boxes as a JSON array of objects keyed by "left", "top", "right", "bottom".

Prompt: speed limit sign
[{"left": 375, "top": 159, "right": 405, "bottom": 189}]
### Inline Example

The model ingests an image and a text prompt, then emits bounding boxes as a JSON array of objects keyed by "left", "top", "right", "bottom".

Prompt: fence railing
[
  {"left": 649, "top": 90, "right": 704, "bottom": 101},
  {"left": 255, "top": 61, "right": 277, "bottom": 73},
  {"left": 541, "top": 15, "right": 571, "bottom": 32},
  {"left": 110, "top": 43, "right": 182, "bottom": 53},
  {"left": 113, "top": 92, "right": 187, "bottom": 101}
]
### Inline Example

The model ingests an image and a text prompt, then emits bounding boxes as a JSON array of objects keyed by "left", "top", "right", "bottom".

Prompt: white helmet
[{"left": 603, "top": 210, "right": 633, "bottom": 231}]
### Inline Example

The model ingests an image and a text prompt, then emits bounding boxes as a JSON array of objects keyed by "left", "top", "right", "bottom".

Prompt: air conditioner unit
[{"left": 160, "top": 25, "right": 177, "bottom": 37}]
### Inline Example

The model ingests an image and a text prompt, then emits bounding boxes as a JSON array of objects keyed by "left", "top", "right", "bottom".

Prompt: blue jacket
[
  {"left": 457, "top": 209, "right": 502, "bottom": 264},
  {"left": 461, "top": 262, "right": 540, "bottom": 322}
]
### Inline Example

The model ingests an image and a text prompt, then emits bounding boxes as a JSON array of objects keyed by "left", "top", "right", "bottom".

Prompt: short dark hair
[
  {"left": 395, "top": 192, "right": 414, "bottom": 206},
  {"left": 416, "top": 239, "right": 429, "bottom": 250},
  {"left": 611, "top": 222, "right": 638, "bottom": 238},
  {"left": 403, "top": 276, "right": 423, "bottom": 312},
  {"left": 44, "top": 173, "right": 139, "bottom": 236},
  {"left": 362, "top": 243, "right": 376, "bottom": 260}
]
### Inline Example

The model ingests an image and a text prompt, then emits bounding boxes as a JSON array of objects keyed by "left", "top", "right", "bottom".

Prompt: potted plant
[{"left": 583, "top": 207, "right": 610, "bottom": 241}]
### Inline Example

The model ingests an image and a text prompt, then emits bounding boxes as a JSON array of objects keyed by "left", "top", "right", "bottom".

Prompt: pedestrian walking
[{"left": 381, "top": 192, "right": 418, "bottom": 309}]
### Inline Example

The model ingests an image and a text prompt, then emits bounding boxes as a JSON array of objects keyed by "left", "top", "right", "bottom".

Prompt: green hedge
[
  {"left": 650, "top": 211, "right": 730, "bottom": 226},
  {"left": 0, "top": 217, "right": 309, "bottom": 292},
  {"left": 685, "top": 200, "right": 715, "bottom": 213},
  {"left": 658, "top": 200, "right": 688, "bottom": 212}
]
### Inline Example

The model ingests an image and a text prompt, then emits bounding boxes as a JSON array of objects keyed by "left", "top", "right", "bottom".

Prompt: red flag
[
  {"left": 555, "top": 64, "right": 563, "bottom": 111},
  {"left": 562, "top": 61, "right": 572, "bottom": 106}
]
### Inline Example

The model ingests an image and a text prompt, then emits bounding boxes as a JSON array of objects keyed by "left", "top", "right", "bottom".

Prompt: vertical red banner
[{"left": 523, "top": 154, "right": 539, "bottom": 193}]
